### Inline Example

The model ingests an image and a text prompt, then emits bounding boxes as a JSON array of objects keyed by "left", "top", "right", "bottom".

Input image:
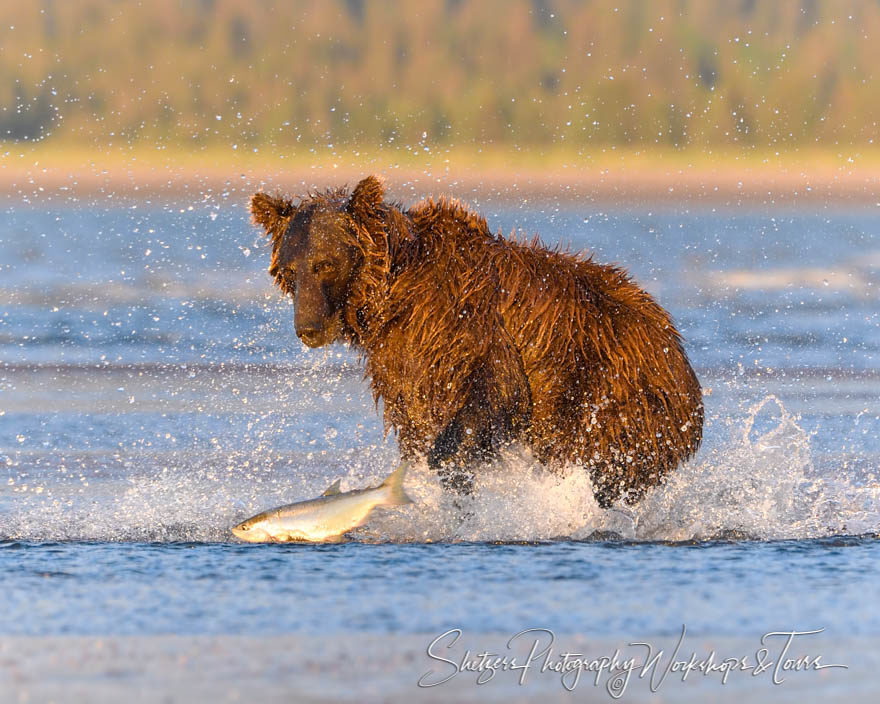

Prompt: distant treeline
[{"left": 0, "top": 0, "right": 876, "bottom": 151}]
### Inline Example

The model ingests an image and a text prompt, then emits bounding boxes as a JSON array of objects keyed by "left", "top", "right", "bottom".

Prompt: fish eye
[{"left": 239, "top": 524, "right": 249, "bottom": 531}]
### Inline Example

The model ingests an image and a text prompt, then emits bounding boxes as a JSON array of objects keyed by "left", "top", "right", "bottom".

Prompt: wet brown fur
[{"left": 250, "top": 176, "right": 703, "bottom": 507}]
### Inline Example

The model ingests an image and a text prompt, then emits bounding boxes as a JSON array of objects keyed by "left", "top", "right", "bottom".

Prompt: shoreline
[{"left": 3, "top": 149, "right": 880, "bottom": 205}]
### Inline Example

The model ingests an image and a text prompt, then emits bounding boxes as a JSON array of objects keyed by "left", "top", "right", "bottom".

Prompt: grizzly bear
[{"left": 250, "top": 176, "right": 703, "bottom": 508}]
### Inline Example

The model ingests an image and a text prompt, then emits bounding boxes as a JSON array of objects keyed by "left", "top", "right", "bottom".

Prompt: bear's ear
[
  {"left": 347, "top": 175, "right": 385, "bottom": 221},
  {"left": 250, "top": 192, "right": 295, "bottom": 237}
]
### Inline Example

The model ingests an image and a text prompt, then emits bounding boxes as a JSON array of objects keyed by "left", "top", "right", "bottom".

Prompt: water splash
[
  {"left": 625, "top": 395, "right": 832, "bottom": 541},
  {"left": 1, "top": 395, "right": 877, "bottom": 543},
  {"left": 363, "top": 395, "right": 879, "bottom": 543}
]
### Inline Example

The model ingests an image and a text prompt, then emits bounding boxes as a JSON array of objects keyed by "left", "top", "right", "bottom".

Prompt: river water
[{"left": 0, "top": 194, "right": 877, "bottom": 698}]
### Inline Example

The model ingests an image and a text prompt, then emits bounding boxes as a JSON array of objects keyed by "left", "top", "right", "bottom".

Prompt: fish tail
[{"left": 380, "top": 461, "right": 414, "bottom": 506}]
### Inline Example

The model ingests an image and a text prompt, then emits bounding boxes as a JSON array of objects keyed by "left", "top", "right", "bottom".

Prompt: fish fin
[
  {"left": 380, "top": 461, "right": 414, "bottom": 506},
  {"left": 321, "top": 479, "right": 343, "bottom": 497}
]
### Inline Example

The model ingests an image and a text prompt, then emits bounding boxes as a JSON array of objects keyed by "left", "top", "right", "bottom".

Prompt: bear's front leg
[{"left": 426, "top": 394, "right": 501, "bottom": 496}]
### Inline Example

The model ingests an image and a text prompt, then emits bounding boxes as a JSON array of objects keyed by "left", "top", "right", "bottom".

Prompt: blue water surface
[
  {"left": 1, "top": 537, "right": 877, "bottom": 637},
  {"left": 1, "top": 196, "right": 879, "bottom": 639}
]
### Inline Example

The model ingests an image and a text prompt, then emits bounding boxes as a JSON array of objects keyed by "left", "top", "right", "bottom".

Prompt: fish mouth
[{"left": 231, "top": 523, "right": 267, "bottom": 543}]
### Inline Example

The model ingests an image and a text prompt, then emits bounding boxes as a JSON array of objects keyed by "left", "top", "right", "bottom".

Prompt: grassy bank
[{"left": 3, "top": 143, "right": 880, "bottom": 204}]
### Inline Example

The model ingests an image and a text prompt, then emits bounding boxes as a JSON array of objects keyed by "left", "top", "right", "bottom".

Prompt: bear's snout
[{"left": 295, "top": 324, "right": 326, "bottom": 348}]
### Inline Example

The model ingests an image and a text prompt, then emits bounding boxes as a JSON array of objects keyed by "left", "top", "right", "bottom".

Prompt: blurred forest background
[
  {"left": 1, "top": 0, "right": 876, "bottom": 156},
  {"left": 0, "top": 0, "right": 880, "bottom": 187}
]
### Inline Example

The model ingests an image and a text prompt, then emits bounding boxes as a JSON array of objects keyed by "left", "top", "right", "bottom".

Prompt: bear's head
[{"left": 249, "top": 175, "right": 386, "bottom": 348}]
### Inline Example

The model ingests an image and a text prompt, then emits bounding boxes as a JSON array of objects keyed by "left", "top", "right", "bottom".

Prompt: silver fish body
[{"left": 231, "top": 462, "right": 413, "bottom": 543}]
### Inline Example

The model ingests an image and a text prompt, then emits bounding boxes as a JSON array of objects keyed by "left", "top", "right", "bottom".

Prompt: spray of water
[{"left": 1, "top": 394, "right": 877, "bottom": 543}]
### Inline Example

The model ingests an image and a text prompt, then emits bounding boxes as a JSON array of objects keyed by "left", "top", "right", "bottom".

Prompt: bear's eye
[{"left": 313, "top": 260, "right": 336, "bottom": 275}]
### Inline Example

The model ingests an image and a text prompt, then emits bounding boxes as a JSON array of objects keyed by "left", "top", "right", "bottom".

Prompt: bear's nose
[{"left": 296, "top": 324, "right": 324, "bottom": 346}]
